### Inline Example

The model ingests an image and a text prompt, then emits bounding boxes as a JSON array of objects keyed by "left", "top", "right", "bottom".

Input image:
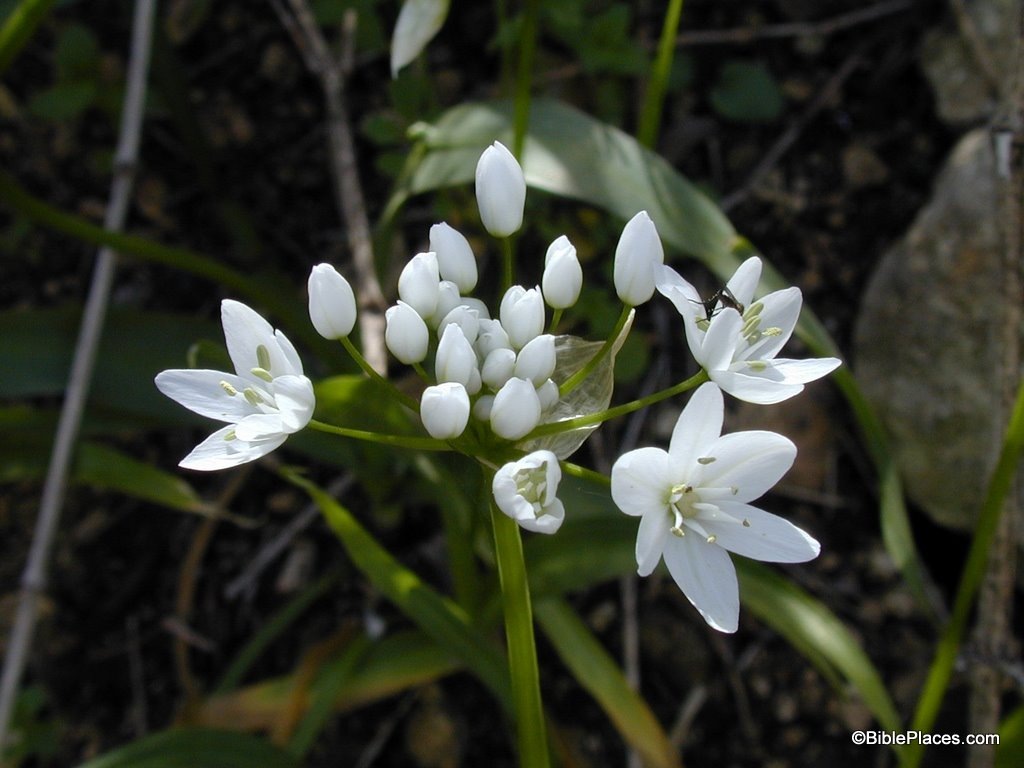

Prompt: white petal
[
  {"left": 740, "top": 287, "right": 801, "bottom": 361},
  {"left": 698, "top": 431, "right": 795, "bottom": 503},
  {"left": 662, "top": 533, "right": 739, "bottom": 633},
  {"left": 179, "top": 425, "right": 285, "bottom": 471},
  {"left": 518, "top": 500, "right": 565, "bottom": 534},
  {"left": 668, "top": 382, "right": 723, "bottom": 468},
  {"left": 635, "top": 510, "right": 669, "bottom": 576},
  {"left": 390, "top": 0, "right": 449, "bottom": 77},
  {"left": 700, "top": 308, "right": 742, "bottom": 370},
  {"left": 610, "top": 447, "right": 674, "bottom": 517},
  {"left": 710, "top": 369, "right": 804, "bottom": 405},
  {"left": 234, "top": 413, "right": 285, "bottom": 441},
  {"left": 274, "top": 328, "right": 304, "bottom": 376},
  {"left": 155, "top": 369, "right": 257, "bottom": 422},
  {"left": 725, "top": 256, "right": 762, "bottom": 307},
  {"left": 765, "top": 357, "right": 842, "bottom": 384},
  {"left": 221, "top": 300, "right": 288, "bottom": 379},
  {"left": 702, "top": 502, "right": 820, "bottom": 563},
  {"left": 272, "top": 374, "right": 316, "bottom": 433},
  {"left": 655, "top": 264, "right": 702, "bottom": 313}
]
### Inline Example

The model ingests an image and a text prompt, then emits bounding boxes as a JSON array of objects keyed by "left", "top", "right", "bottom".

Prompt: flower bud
[
  {"left": 514, "top": 334, "right": 556, "bottom": 386},
  {"left": 490, "top": 377, "right": 541, "bottom": 440},
  {"left": 475, "top": 141, "right": 526, "bottom": 238},
  {"left": 435, "top": 324, "right": 479, "bottom": 388},
  {"left": 499, "top": 285, "right": 545, "bottom": 350},
  {"left": 476, "top": 318, "right": 511, "bottom": 358},
  {"left": 307, "top": 263, "right": 356, "bottom": 339},
  {"left": 473, "top": 394, "right": 494, "bottom": 421},
  {"left": 429, "top": 280, "right": 463, "bottom": 328},
  {"left": 492, "top": 450, "right": 565, "bottom": 534},
  {"left": 541, "top": 236, "right": 582, "bottom": 309},
  {"left": 390, "top": 0, "right": 448, "bottom": 77},
  {"left": 420, "top": 382, "right": 470, "bottom": 439},
  {"left": 481, "top": 347, "right": 516, "bottom": 391},
  {"left": 613, "top": 211, "right": 664, "bottom": 306},
  {"left": 385, "top": 301, "right": 429, "bottom": 364},
  {"left": 398, "top": 251, "right": 440, "bottom": 318},
  {"left": 537, "top": 378, "right": 559, "bottom": 411},
  {"left": 438, "top": 304, "right": 480, "bottom": 345},
  {"left": 430, "top": 222, "right": 478, "bottom": 293}
]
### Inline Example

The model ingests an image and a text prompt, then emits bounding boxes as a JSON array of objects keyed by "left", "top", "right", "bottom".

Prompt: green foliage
[
  {"left": 2, "top": 686, "right": 61, "bottom": 764},
  {"left": 74, "top": 728, "right": 299, "bottom": 768},
  {"left": 709, "top": 60, "right": 785, "bottom": 124}
]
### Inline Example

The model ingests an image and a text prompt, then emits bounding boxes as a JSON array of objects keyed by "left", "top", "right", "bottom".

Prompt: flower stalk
[{"left": 490, "top": 491, "right": 550, "bottom": 768}]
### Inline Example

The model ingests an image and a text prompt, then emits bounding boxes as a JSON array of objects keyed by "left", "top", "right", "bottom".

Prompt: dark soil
[{"left": 1, "top": 0, "right": 976, "bottom": 766}]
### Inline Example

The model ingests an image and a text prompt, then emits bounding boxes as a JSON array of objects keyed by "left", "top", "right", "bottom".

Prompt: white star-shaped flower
[
  {"left": 492, "top": 450, "right": 565, "bottom": 534},
  {"left": 155, "top": 300, "right": 315, "bottom": 470},
  {"left": 611, "top": 383, "right": 819, "bottom": 632},
  {"left": 657, "top": 256, "right": 841, "bottom": 404}
]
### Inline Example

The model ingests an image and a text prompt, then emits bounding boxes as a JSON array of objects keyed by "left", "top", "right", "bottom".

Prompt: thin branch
[
  {"left": 0, "top": 0, "right": 157, "bottom": 749},
  {"left": 721, "top": 51, "right": 863, "bottom": 212},
  {"left": 675, "top": 0, "right": 913, "bottom": 46},
  {"left": 272, "top": 0, "right": 388, "bottom": 374}
]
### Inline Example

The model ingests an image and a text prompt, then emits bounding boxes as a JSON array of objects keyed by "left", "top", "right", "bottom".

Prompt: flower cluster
[{"left": 155, "top": 138, "right": 842, "bottom": 632}]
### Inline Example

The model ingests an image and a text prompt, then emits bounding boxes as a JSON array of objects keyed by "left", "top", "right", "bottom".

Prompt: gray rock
[{"left": 853, "top": 128, "right": 1018, "bottom": 534}]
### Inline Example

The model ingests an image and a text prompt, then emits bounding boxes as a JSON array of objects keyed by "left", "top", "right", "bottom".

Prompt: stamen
[
  {"left": 220, "top": 381, "right": 238, "bottom": 396},
  {"left": 696, "top": 456, "right": 716, "bottom": 465},
  {"left": 224, "top": 429, "right": 237, "bottom": 441},
  {"left": 762, "top": 326, "right": 782, "bottom": 337},
  {"left": 742, "top": 518, "right": 750, "bottom": 527},
  {"left": 706, "top": 534, "right": 717, "bottom": 544},
  {"left": 250, "top": 367, "right": 274, "bottom": 382},
  {"left": 741, "top": 315, "right": 761, "bottom": 338},
  {"left": 746, "top": 361, "right": 768, "bottom": 372},
  {"left": 243, "top": 387, "right": 264, "bottom": 406},
  {"left": 670, "top": 506, "right": 686, "bottom": 537},
  {"left": 743, "top": 301, "right": 764, "bottom": 319},
  {"left": 256, "top": 344, "right": 271, "bottom": 371}
]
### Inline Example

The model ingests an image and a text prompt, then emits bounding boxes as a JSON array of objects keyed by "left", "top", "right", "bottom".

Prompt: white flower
[
  {"left": 613, "top": 211, "right": 664, "bottom": 306},
  {"left": 398, "top": 251, "right": 440, "bottom": 319},
  {"left": 490, "top": 377, "right": 541, "bottom": 440},
  {"left": 385, "top": 300, "right": 429, "bottom": 364},
  {"left": 492, "top": 450, "right": 565, "bottom": 534},
  {"left": 656, "top": 257, "right": 842, "bottom": 404},
  {"left": 610, "top": 382, "right": 819, "bottom": 633},
  {"left": 499, "top": 285, "right": 544, "bottom": 350},
  {"left": 430, "top": 222, "right": 478, "bottom": 293},
  {"left": 155, "top": 300, "right": 315, "bottom": 471},
  {"left": 475, "top": 141, "right": 526, "bottom": 238},
  {"left": 307, "top": 263, "right": 356, "bottom": 339},
  {"left": 542, "top": 235, "right": 582, "bottom": 309},
  {"left": 420, "top": 382, "right": 470, "bottom": 439},
  {"left": 390, "top": 0, "right": 449, "bottom": 77}
]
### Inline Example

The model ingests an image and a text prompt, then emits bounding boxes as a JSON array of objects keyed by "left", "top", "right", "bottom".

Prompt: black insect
[{"left": 696, "top": 286, "right": 745, "bottom": 321}]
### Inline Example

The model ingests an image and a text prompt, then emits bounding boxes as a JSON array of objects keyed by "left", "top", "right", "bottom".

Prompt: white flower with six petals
[
  {"left": 610, "top": 382, "right": 819, "bottom": 632},
  {"left": 656, "top": 256, "right": 841, "bottom": 404},
  {"left": 155, "top": 300, "right": 315, "bottom": 471}
]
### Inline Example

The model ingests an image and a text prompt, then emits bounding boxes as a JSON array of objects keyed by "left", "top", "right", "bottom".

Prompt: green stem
[
  {"left": 0, "top": 0, "right": 54, "bottom": 76},
  {"left": 340, "top": 336, "right": 418, "bottom": 412},
  {"left": 637, "top": 0, "right": 685, "bottom": 148},
  {"left": 533, "top": 369, "right": 708, "bottom": 439},
  {"left": 559, "top": 305, "right": 631, "bottom": 396},
  {"left": 490, "top": 495, "right": 549, "bottom": 768},
  {"left": 548, "top": 308, "right": 563, "bottom": 334},
  {"left": 502, "top": 236, "right": 516, "bottom": 293},
  {"left": 511, "top": 0, "right": 540, "bottom": 159},
  {"left": 307, "top": 419, "right": 450, "bottom": 452},
  {"left": 559, "top": 461, "right": 610, "bottom": 487},
  {"left": 903, "top": 377, "right": 1024, "bottom": 768}
]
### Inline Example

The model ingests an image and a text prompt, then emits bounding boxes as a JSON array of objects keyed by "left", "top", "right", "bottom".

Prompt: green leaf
[
  {"left": 535, "top": 598, "right": 680, "bottom": 768},
  {"left": 709, "top": 60, "right": 784, "bottom": 123},
  {"left": 75, "top": 442, "right": 206, "bottom": 513},
  {"left": 28, "top": 80, "right": 97, "bottom": 121},
  {"left": 735, "top": 560, "right": 903, "bottom": 733},
  {"left": 997, "top": 705, "right": 1024, "bottom": 768},
  {"left": 283, "top": 470, "right": 514, "bottom": 715},
  {"left": 75, "top": 728, "right": 299, "bottom": 768},
  {"left": 0, "top": 0, "right": 55, "bottom": 76},
  {"left": 54, "top": 22, "right": 98, "bottom": 80}
]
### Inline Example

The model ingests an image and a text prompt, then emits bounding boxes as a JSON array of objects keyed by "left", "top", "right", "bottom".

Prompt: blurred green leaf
[
  {"left": 284, "top": 470, "right": 514, "bottom": 714},
  {"left": 736, "top": 560, "right": 903, "bottom": 732},
  {"left": 75, "top": 728, "right": 299, "bottom": 768},
  {"left": 0, "top": 0, "right": 54, "bottom": 76},
  {"left": 710, "top": 60, "right": 784, "bottom": 123},
  {"left": 28, "top": 80, "right": 96, "bottom": 121},
  {"left": 535, "top": 598, "right": 680, "bottom": 768},
  {"left": 997, "top": 705, "right": 1024, "bottom": 768},
  {"left": 54, "top": 21, "right": 98, "bottom": 79}
]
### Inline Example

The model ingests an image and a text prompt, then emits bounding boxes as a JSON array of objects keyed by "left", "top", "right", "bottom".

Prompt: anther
[
  {"left": 224, "top": 429, "right": 237, "bottom": 441},
  {"left": 697, "top": 456, "right": 716, "bottom": 465},
  {"left": 746, "top": 361, "right": 768, "bottom": 372},
  {"left": 243, "top": 387, "right": 264, "bottom": 406},
  {"left": 706, "top": 534, "right": 717, "bottom": 544},
  {"left": 250, "top": 367, "right": 274, "bottom": 382},
  {"left": 220, "top": 381, "right": 238, "bottom": 396},
  {"left": 256, "top": 344, "right": 272, "bottom": 371},
  {"left": 742, "top": 518, "right": 750, "bottom": 527}
]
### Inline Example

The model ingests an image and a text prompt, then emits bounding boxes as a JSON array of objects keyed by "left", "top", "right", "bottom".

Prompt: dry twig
[
  {"left": 271, "top": 0, "right": 388, "bottom": 373},
  {"left": 0, "top": 0, "right": 158, "bottom": 748}
]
